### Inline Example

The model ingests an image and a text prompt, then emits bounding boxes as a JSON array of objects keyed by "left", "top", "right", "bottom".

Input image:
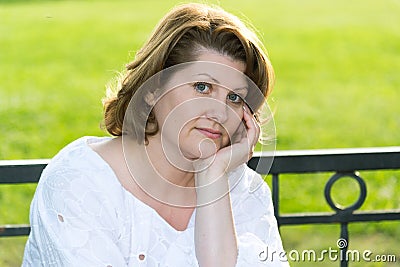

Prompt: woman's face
[{"left": 151, "top": 51, "right": 248, "bottom": 160}]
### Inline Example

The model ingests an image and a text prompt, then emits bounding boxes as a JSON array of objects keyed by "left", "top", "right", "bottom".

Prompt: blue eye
[
  {"left": 194, "top": 82, "right": 211, "bottom": 93},
  {"left": 227, "top": 93, "right": 243, "bottom": 104}
]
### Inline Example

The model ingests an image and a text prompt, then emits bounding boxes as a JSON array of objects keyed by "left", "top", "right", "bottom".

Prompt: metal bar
[
  {"left": 278, "top": 210, "right": 400, "bottom": 225},
  {"left": 248, "top": 147, "right": 400, "bottom": 174},
  {"left": 340, "top": 223, "right": 349, "bottom": 267},
  {"left": 0, "top": 159, "right": 48, "bottom": 184},
  {"left": 6, "top": 212, "right": 396, "bottom": 238},
  {"left": 0, "top": 224, "right": 31, "bottom": 237},
  {"left": 272, "top": 174, "right": 280, "bottom": 225}
]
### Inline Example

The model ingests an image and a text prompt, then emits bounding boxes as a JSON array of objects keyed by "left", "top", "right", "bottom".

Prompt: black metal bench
[
  {"left": 1, "top": 147, "right": 400, "bottom": 266},
  {"left": 248, "top": 147, "right": 400, "bottom": 266}
]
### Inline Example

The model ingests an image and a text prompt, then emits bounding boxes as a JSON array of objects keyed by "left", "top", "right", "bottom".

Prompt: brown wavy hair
[{"left": 103, "top": 3, "right": 274, "bottom": 142}]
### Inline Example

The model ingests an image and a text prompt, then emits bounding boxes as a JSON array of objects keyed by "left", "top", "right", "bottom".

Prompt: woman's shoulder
[
  {"left": 45, "top": 136, "right": 111, "bottom": 172},
  {"left": 37, "top": 136, "right": 121, "bottom": 197}
]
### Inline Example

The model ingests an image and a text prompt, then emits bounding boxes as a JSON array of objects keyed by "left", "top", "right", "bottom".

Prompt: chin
[{"left": 181, "top": 140, "right": 219, "bottom": 160}]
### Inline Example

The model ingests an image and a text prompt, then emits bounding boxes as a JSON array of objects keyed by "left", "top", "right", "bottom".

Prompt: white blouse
[{"left": 22, "top": 137, "right": 289, "bottom": 267}]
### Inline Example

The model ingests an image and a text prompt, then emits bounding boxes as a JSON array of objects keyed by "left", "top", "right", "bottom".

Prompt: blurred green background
[{"left": 1, "top": 0, "right": 399, "bottom": 266}]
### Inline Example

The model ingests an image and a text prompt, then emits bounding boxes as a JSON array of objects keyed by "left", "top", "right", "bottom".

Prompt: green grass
[{"left": 1, "top": 0, "right": 399, "bottom": 266}]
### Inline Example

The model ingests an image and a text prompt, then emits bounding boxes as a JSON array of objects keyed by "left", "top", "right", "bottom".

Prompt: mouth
[{"left": 195, "top": 127, "right": 222, "bottom": 140}]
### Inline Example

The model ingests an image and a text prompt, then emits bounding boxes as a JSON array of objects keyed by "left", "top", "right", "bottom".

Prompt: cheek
[
  {"left": 153, "top": 98, "right": 199, "bottom": 128},
  {"left": 228, "top": 109, "right": 244, "bottom": 133},
  {"left": 222, "top": 110, "right": 244, "bottom": 145}
]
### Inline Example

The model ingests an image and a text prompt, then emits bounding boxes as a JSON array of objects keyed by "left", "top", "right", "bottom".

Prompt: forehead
[
  {"left": 195, "top": 51, "right": 246, "bottom": 73},
  {"left": 163, "top": 61, "right": 248, "bottom": 91}
]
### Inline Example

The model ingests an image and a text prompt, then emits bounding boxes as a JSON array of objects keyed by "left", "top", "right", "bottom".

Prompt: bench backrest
[{"left": 1, "top": 148, "right": 400, "bottom": 266}]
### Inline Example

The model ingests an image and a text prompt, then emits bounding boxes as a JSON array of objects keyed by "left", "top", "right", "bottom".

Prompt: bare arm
[
  {"left": 195, "top": 171, "right": 238, "bottom": 267},
  {"left": 194, "top": 106, "right": 259, "bottom": 267}
]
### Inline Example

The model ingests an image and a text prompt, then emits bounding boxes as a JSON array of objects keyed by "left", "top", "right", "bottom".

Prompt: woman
[{"left": 23, "top": 3, "right": 288, "bottom": 266}]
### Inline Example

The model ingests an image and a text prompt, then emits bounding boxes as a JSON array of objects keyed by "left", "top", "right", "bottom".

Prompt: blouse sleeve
[
  {"left": 22, "top": 164, "right": 128, "bottom": 267},
  {"left": 232, "top": 168, "right": 290, "bottom": 267}
]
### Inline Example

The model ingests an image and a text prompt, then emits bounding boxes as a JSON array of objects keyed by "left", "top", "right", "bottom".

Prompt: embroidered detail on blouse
[{"left": 22, "top": 137, "right": 288, "bottom": 267}]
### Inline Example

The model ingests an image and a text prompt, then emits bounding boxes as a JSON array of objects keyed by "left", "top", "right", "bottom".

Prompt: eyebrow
[
  {"left": 193, "top": 73, "right": 248, "bottom": 93},
  {"left": 194, "top": 73, "right": 220, "bottom": 84}
]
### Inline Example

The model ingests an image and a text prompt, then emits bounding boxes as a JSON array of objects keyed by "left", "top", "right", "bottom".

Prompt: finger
[
  {"left": 242, "top": 109, "right": 256, "bottom": 146},
  {"left": 243, "top": 106, "right": 259, "bottom": 147}
]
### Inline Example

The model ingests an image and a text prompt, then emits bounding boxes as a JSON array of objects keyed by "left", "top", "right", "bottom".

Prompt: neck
[
  {"left": 123, "top": 134, "right": 197, "bottom": 207},
  {"left": 145, "top": 133, "right": 195, "bottom": 188}
]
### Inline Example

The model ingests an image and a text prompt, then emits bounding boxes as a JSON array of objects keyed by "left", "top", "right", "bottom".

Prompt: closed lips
[{"left": 196, "top": 128, "right": 222, "bottom": 139}]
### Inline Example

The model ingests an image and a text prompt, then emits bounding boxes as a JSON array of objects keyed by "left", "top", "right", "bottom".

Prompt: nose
[{"left": 205, "top": 90, "right": 229, "bottom": 123}]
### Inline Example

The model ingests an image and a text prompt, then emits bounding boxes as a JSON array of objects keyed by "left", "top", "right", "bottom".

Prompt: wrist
[
  {"left": 195, "top": 169, "right": 228, "bottom": 187},
  {"left": 195, "top": 172, "right": 230, "bottom": 205}
]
